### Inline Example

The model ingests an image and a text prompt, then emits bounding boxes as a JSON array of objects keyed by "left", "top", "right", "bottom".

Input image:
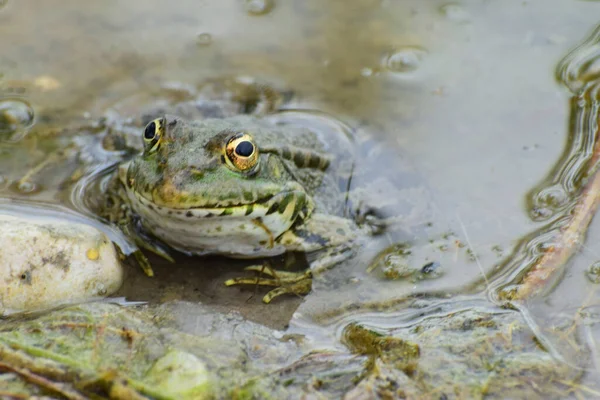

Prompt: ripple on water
[
  {"left": 528, "top": 184, "right": 569, "bottom": 221},
  {"left": 527, "top": 27, "right": 600, "bottom": 221},
  {"left": 381, "top": 47, "right": 427, "bottom": 76},
  {"left": 526, "top": 82, "right": 600, "bottom": 222},
  {"left": 196, "top": 32, "right": 212, "bottom": 46},
  {"left": 10, "top": 180, "right": 42, "bottom": 195},
  {"left": 439, "top": 3, "right": 471, "bottom": 23},
  {"left": 0, "top": 98, "right": 35, "bottom": 142},
  {"left": 556, "top": 24, "right": 600, "bottom": 93},
  {"left": 244, "top": 0, "right": 274, "bottom": 16},
  {"left": 0, "top": 199, "right": 136, "bottom": 255},
  {"left": 486, "top": 24, "right": 600, "bottom": 302}
]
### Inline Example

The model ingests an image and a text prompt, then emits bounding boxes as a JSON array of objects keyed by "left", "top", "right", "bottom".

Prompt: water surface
[{"left": 3, "top": 0, "right": 600, "bottom": 396}]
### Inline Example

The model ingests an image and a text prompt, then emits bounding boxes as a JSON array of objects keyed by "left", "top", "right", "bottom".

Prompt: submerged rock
[
  {"left": 340, "top": 305, "right": 584, "bottom": 399},
  {"left": 0, "top": 301, "right": 373, "bottom": 399},
  {"left": 0, "top": 300, "right": 589, "bottom": 399},
  {"left": 0, "top": 303, "right": 244, "bottom": 399}
]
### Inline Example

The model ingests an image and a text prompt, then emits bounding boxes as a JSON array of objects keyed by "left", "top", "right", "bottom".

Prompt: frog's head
[
  {"left": 125, "top": 115, "right": 305, "bottom": 210},
  {"left": 121, "top": 115, "right": 317, "bottom": 255}
]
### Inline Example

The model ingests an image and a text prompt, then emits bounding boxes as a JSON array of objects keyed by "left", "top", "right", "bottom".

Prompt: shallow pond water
[{"left": 3, "top": 0, "right": 600, "bottom": 398}]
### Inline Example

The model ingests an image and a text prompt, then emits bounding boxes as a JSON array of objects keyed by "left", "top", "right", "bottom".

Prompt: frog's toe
[
  {"left": 262, "top": 279, "right": 311, "bottom": 303},
  {"left": 224, "top": 276, "right": 280, "bottom": 287},
  {"left": 243, "top": 265, "right": 309, "bottom": 280},
  {"left": 224, "top": 266, "right": 312, "bottom": 303},
  {"left": 133, "top": 250, "right": 155, "bottom": 277}
]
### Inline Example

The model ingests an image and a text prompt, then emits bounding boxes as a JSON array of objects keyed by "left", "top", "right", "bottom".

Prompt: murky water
[{"left": 3, "top": 0, "right": 600, "bottom": 397}]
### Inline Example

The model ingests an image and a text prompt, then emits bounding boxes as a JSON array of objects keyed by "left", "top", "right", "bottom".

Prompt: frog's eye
[
  {"left": 143, "top": 118, "right": 164, "bottom": 154},
  {"left": 225, "top": 133, "right": 259, "bottom": 172}
]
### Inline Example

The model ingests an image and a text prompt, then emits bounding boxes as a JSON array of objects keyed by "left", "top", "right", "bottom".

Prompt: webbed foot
[{"left": 224, "top": 265, "right": 312, "bottom": 304}]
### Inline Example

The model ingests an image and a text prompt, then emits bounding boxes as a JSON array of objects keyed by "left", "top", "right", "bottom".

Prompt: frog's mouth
[
  {"left": 130, "top": 178, "right": 311, "bottom": 219},
  {"left": 132, "top": 190, "right": 274, "bottom": 217},
  {"left": 164, "top": 201, "right": 274, "bottom": 219},
  {"left": 131, "top": 188, "right": 310, "bottom": 223}
]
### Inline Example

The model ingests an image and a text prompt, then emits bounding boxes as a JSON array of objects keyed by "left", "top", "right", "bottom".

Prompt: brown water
[{"left": 3, "top": 0, "right": 600, "bottom": 396}]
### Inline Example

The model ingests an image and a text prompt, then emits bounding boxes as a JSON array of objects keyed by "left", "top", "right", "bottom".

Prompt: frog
[
  {"left": 84, "top": 79, "right": 373, "bottom": 303},
  {"left": 111, "top": 114, "right": 361, "bottom": 303}
]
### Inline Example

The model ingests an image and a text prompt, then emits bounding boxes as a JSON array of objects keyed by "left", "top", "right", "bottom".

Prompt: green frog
[{"left": 96, "top": 86, "right": 366, "bottom": 303}]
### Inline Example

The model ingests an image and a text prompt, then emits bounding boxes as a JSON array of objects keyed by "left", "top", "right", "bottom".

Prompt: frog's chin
[{"left": 129, "top": 189, "right": 295, "bottom": 251}]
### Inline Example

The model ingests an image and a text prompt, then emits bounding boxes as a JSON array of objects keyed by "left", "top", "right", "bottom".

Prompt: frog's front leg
[
  {"left": 225, "top": 214, "right": 358, "bottom": 303},
  {"left": 99, "top": 169, "right": 175, "bottom": 277}
]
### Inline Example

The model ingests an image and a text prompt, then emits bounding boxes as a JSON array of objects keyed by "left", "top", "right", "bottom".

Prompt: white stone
[{"left": 0, "top": 214, "right": 123, "bottom": 314}]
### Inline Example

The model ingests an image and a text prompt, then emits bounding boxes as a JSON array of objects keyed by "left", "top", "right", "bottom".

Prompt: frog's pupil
[
  {"left": 144, "top": 122, "right": 156, "bottom": 139},
  {"left": 235, "top": 141, "right": 254, "bottom": 157}
]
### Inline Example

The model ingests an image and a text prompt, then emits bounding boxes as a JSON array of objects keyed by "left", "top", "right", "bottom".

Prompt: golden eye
[
  {"left": 143, "top": 118, "right": 164, "bottom": 154},
  {"left": 225, "top": 133, "right": 259, "bottom": 172}
]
